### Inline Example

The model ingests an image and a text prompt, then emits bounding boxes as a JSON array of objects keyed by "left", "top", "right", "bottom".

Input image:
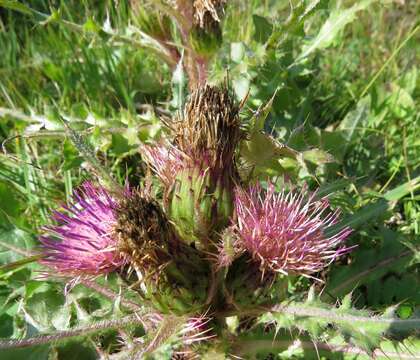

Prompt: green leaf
[
  {"left": 0, "top": 228, "right": 35, "bottom": 267},
  {"left": 239, "top": 132, "right": 299, "bottom": 177},
  {"left": 267, "top": 0, "right": 329, "bottom": 47},
  {"left": 326, "top": 228, "right": 416, "bottom": 300},
  {"left": 62, "top": 139, "right": 83, "bottom": 171},
  {"left": 54, "top": 340, "right": 97, "bottom": 360},
  {"left": 0, "top": 0, "right": 32, "bottom": 15},
  {"left": 302, "top": 148, "right": 335, "bottom": 164},
  {"left": 0, "top": 183, "right": 23, "bottom": 222},
  {"left": 387, "top": 83, "right": 415, "bottom": 118},
  {"left": 327, "top": 178, "right": 419, "bottom": 235},
  {"left": 337, "top": 96, "right": 370, "bottom": 154},
  {"left": 253, "top": 15, "right": 273, "bottom": 44},
  {"left": 24, "top": 289, "right": 71, "bottom": 332},
  {"left": 249, "top": 89, "right": 278, "bottom": 133},
  {"left": 83, "top": 18, "right": 102, "bottom": 33},
  {"left": 0, "top": 346, "right": 50, "bottom": 360},
  {"left": 0, "top": 313, "right": 14, "bottom": 338},
  {"left": 111, "top": 133, "right": 134, "bottom": 156},
  {"left": 296, "top": 0, "right": 377, "bottom": 62},
  {"left": 62, "top": 119, "right": 122, "bottom": 191},
  {"left": 383, "top": 176, "right": 420, "bottom": 201}
]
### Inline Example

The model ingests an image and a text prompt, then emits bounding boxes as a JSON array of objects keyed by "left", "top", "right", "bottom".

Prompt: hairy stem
[
  {"left": 221, "top": 301, "right": 420, "bottom": 334},
  {"left": 0, "top": 314, "right": 145, "bottom": 350},
  {"left": 271, "top": 303, "right": 420, "bottom": 331}
]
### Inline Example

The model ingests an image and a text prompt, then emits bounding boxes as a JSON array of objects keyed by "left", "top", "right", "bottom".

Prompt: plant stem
[
  {"left": 0, "top": 314, "right": 144, "bottom": 350},
  {"left": 220, "top": 301, "right": 420, "bottom": 334},
  {"left": 271, "top": 303, "right": 420, "bottom": 329}
]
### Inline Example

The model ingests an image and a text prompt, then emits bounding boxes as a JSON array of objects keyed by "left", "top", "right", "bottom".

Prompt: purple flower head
[
  {"left": 233, "top": 183, "right": 353, "bottom": 276},
  {"left": 40, "top": 182, "right": 126, "bottom": 277}
]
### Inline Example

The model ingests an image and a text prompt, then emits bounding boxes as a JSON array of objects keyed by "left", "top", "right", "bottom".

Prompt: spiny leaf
[
  {"left": 139, "top": 315, "right": 188, "bottom": 357},
  {"left": 267, "top": 0, "right": 329, "bottom": 47},
  {"left": 234, "top": 331, "right": 420, "bottom": 359},
  {"left": 248, "top": 88, "right": 279, "bottom": 133},
  {"left": 259, "top": 293, "right": 420, "bottom": 355}
]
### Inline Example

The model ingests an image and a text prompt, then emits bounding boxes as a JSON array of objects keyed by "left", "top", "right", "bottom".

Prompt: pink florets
[
  {"left": 39, "top": 182, "right": 126, "bottom": 277},
  {"left": 233, "top": 183, "right": 353, "bottom": 276},
  {"left": 141, "top": 144, "right": 185, "bottom": 186}
]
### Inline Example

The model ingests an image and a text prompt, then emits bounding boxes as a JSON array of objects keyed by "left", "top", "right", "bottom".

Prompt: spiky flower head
[
  {"left": 232, "top": 183, "right": 353, "bottom": 276},
  {"left": 166, "top": 85, "right": 241, "bottom": 246},
  {"left": 174, "top": 84, "right": 241, "bottom": 170},
  {"left": 40, "top": 182, "right": 125, "bottom": 277},
  {"left": 193, "top": 0, "right": 226, "bottom": 28},
  {"left": 114, "top": 187, "right": 172, "bottom": 271}
]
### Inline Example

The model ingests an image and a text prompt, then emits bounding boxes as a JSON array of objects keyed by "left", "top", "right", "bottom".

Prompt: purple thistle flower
[
  {"left": 232, "top": 183, "right": 353, "bottom": 276},
  {"left": 40, "top": 182, "right": 126, "bottom": 277}
]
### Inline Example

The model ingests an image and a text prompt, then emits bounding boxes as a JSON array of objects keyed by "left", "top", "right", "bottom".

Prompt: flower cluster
[{"left": 39, "top": 84, "right": 352, "bottom": 323}]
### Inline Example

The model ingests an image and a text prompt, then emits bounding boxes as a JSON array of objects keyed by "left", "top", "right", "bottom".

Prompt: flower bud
[
  {"left": 169, "top": 163, "right": 235, "bottom": 246},
  {"left": 168, "top": 85, "right": 242, "bottom": 247}
]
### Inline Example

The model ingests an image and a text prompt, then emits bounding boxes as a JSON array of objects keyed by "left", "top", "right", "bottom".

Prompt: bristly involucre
[
  {"left": 173, "top": 84, "right": 241, "bottom": 171},
  {"left": 39, "top": 182, "right": 125, "bottom": 277},
  {"left": 233, "top": 183, "right": 353, "bottom": 276}
]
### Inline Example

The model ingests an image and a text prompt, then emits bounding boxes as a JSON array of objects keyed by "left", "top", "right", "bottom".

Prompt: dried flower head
[
  {"left": 233, "top": 183, "right": 353, "bottom": 276},
  {"left": 39, "top": 182, "right": 125, "bottom": 277},
  {"left": 114, "top": 187, "right": 172, "bottom": 270},
  {"left": 193, "top": 0, "right": 226, "bottom": 28},
  {"left": 173, "top": 84, "right": 241, "bottom": 170}
]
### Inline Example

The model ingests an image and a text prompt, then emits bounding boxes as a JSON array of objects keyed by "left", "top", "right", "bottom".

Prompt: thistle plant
[
  {"left": 0, "top": 1, "right": 419, "bottom": 359},
  {"left": 2, "top": 82, "right": 412, "bottom": 358}
]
